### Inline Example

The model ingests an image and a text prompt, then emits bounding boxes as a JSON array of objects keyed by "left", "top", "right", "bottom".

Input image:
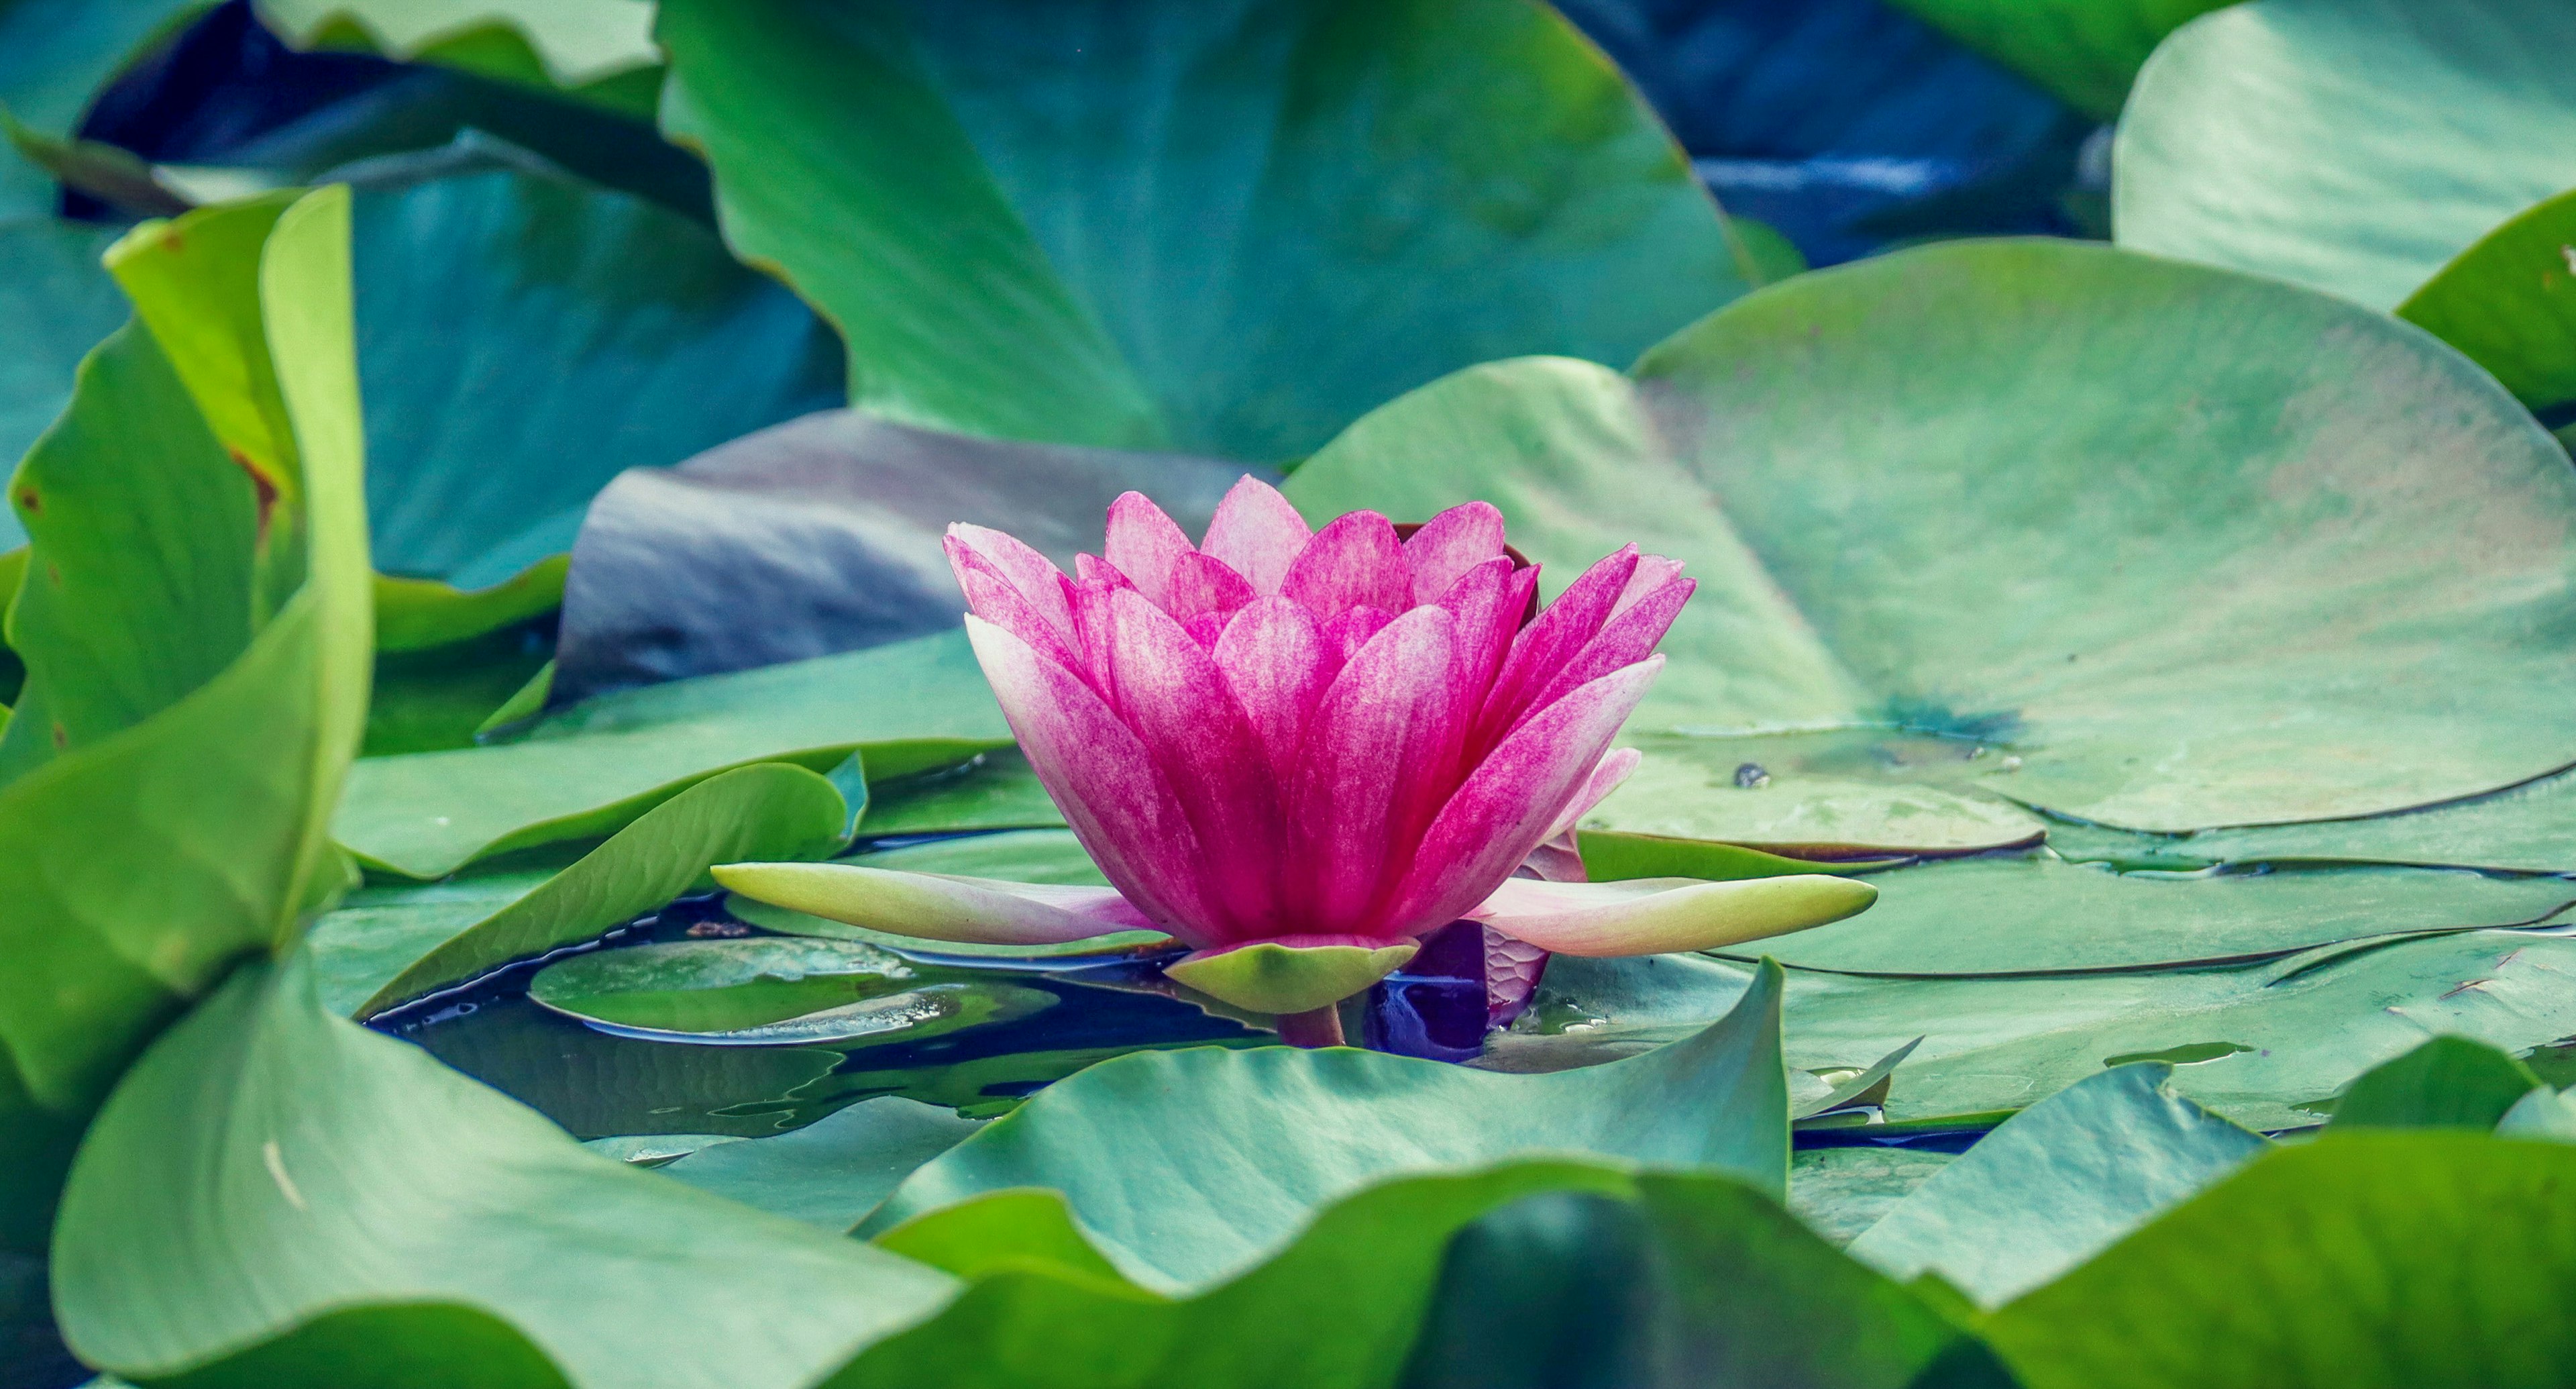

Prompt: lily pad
[
  {"left": 1847, "top": 1063, "right": 2268, "bottom": 1306},
  {"left": 1746, "top": 854, "right": 2576, "bottom": 976},
  {"left": 864, "top": 962, "right": 1791, "bottom": 1292},
  {"left": 553, "top": 409, "right": 1254, "bottom": 699},
  {"left": 2114, "top": 0, "right": 2576, "bottom": 310},
  {"left": 655, "top": 1095, "right": 983, "bottom": 1232},
  {"left": 1786, "top": 1145, "right": 1957, "bottom": 1247},
  {"left": 51, "top": 957, "right": 959, "bottom": 1389},
  {"left": 2324, "top": 1035, "right": 2540, "bottom": 1130},
  {"left": 2054, "top": 763, "right": 2576, "bottom": 874},
  {"left": 1881, "top": 0, "right": 2231, "bottom": 118},
  {"left": 1984, "top": 1131, "right": 2576, "bottom": 1388},
  {"left": 0, "top": 219, "right": 125, "bottom": 550},
  {"left": 343, "top": 138, "right": 842, "bottom": 639},
  {"left": 0, "top": 191, "right": 367, "bottom": 1250},
  {"left": 655, "top": 0, "right": 1761, "bottom": 460},
  {"left": 1586, "top": 730, "right": 2045, "bottom": 857},
  {"left": 2397, "top": 186, "right": 2576, "bottom": 419},
  {"left": 333, "top": 627, "right": 1012, "bottom": 879},
  {"left": 529, "top": 936, "right": 1057, "bottom": 1045},
  {"left": 311, "top": 762, "right": 853, "bottom": 1018},
  {"left": 254, "top": 0, "right": 660, "bottom": 97},
  {"left": 1288, "top": 238, "right": 2576, "bottom": 839},
  {"left": 856, "top": 748, "right": 1066, "bottom": 838}
]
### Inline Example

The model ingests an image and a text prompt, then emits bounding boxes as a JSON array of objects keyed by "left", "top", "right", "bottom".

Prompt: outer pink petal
[
  {"left": 1474, "top": 546, "right": 1639, "bottom": 750},
  {"left": 1096, "top": 586, "right": 1287, "bottom": 938},
  {"left": 948, "top": 537, "right": 1086, "bottom": 676},
  {"left": 1200, "top": 476, "right": 1311, "bottom": 595},
  {"left": 710, "top": 862, "right": 1162, "bottom": 945},
  {"left": 963, "top": 615, "right": 1216, "bottom": 941},
  {"left": 1466, "top": 874, "right": 1877, "bottom": 957},
  {"left": 1104, "top": 491, "right": 1195, "bottom": 608},
  {"left": 1214, "top": 597, "right": 1331, "bottom": 786},
  {"left": 1283, "top": 510, "right": 1410, "bottom": 619},
  {"left": 947, "top": 523, "right": 1073, "bottom": 640},
  {"left": 1545, "top": 746, "right": 1642, "bottom": 841},
  {"left": 1286, "top": 607, "right": 1460, "bottom": 936},
  {"left": 1432, "top": 557, "right": 1521, "bottom": 714},
  {"left": 1167, "top": 550, "right": 1256, "bottom": 629},
  {"left": 1511, "top": 572, "right": 1695, "bottom": 736},
  {"left": 1612, "top": 554, "right": 1686, "bottom": 620},
  {"left": 1403, "top": 501, "right": 1507, "bottom": 604},
  {"left": 1380, "top": 656, "right": 1664, "bottom": 937},
  {"left": 1319, "top": 605, "right": 1396, "bottom": 678}
]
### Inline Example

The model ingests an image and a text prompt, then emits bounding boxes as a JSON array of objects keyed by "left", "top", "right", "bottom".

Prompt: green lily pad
[
  {"left": 2114, "top": 0, "right": 2576, "bottom": 311},
  {"left": 51, "top": 957, "right": 959, "bottom": 1389},
  {"left": 361, "top": 616, "right": 553, "bottom": 755},
  {"left": 1786, "top": 1146, "right": 1956, "bottom": 1248},
  {"left": 1289, "top": 238, "right": 2576, "bottom": 840},
  {"left": 1576, "top": 829, "right": 1901, "bottom": 882},
  {"left": 0, "top": 0, "right": 200, "bottom": 218},
  {"left": 2398, "top": 187, "right": 2576, "bottom": 417},
  {"left": 1586, "top": 730, "right": 2045, "bottom": 858},
  {"left": 1748, "top": 854, "right": 2576, "bottom": 976},
  {"left": 864, "top": 962, "right": 1791, "bottom": 1292},
  {"left": 1847, "top": 1063, "right": 2268, "bottom": 1306},
  {"left": 333, "top": 627, "right": 1011, "bottom": 879},
  {"left": 656, "top": 1095, "right": 984, "bottom": 1232},
  {"left": 255, "top": 0, "right": 661, "bottom": 99},
  {"left": 0, "top": 219, "right": 125, "bottom": 550},
  {"left": 0, "top": 191, "right": 368, "bottom": 1251},
  {"left": 857, "top": 748, "right": 1065, "bottom": 837},
  {"left": 312, "top": 762, "right": 853, "bottom": 1018},
  {"left": 1984, "top": 1131, "right": 2576, "bottom": 1388},
  {"left": 1882, "top": 0, "right": 2232, "bottom": 118},
  {"left": 2325, "top": 1035, "right": 2540, "bottom": 1130},
  {"left": 529, "top": 936, "right": 1056, "bottom": 1045},
  {"left": 343, "top": 138, "right": 841, "bottom": 639},
  {"left": 2051, "top": 764, "right": 2576, "bottom": 874},
  {"left": 655, "top": 0, "right": 1761, "bottom": 460}
]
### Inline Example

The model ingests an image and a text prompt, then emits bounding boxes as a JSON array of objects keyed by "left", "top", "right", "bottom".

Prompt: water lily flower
[{"left": 717, "top": 478, "right": 1876, "bottom": 1045}]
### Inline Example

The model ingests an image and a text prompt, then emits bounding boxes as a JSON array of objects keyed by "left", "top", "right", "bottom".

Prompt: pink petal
[
  {"left": 1433, "top": 557, "right": 1523, "bottom": 715},
  {"left": 947, "top": 537, "right": 1086, "bottom": 675},
  {"left": 963, "top": 615, "right": 1216, "bottom": 941},
  {"left": 1474, "top": 546, "right": 1640, "bottom": 750},
  {"left": 1074, "top": 552, "right": 1134, "bottom": 590},
  {"left": 1214, "top": 597, "right": 1331, "bottom": 786},
  {"left": 1166, "top": 550, "right": 1256, "bottom": 629},
  {"left": 1095, "top": 587, "right": 1287, "bottom": 938},
  {"left": 1199, "top": 476, "right": 1311, "bottom": 595},
  {"left": 1283, "top": 510, "right": 1410, "bottom": 619},
  {"left": 1612, "top": 554, "right": 1687, "bottom": 620},
  {"left": 1467, "top": 873, "right": 1877, "bottom": 956},
  {"left": 1380, "top": 656, "right": 1664, "bottom": 937},
  {"left": 947, "top": 523, "right": 1073, "bottom": 640},
  {"left": 1320, "top": 605, "right": 1396, "bottom": 677},
  {"left": 710, "top": 862, "right": 1162, "bottom": 945},
  {"left": 1545, "top": 746, "right": 1642, "bottom": 841},
  {"left": 1104, "top": 492, "right": 1195, "bottom": 608},
  {"left": 1512, "top": 572, "right": 1695, "bottom": 735},
  {"left": 1403, "top": 501, "right": 1508, "bottom": 604},
  {"left": 1285, "top": 607, "right": 1461, "bottom": 935}
]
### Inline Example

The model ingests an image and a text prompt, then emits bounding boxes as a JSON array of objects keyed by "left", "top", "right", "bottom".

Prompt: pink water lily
[{"left": 716, "top": 478, "right": 1874, "bottom": 1045}]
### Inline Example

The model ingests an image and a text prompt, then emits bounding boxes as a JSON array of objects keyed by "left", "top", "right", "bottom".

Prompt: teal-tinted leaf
[
  {"left": 1511, "top": 931, "right": 2576, "bottom": 1131},
  {"left": 1749, "top": 854, "right": 2575, "bottom": 976},
  {"left": 656, "top": 1096, "right": 982, "bottom": 1231},
  {"left": 865, "top": 962, "right": 1790, "bottom": 1292},
  {"left": 2497, "top": 1084, "right": 2576, "bottom": 1141},
  {"left": 1985, "top": 1131, "right": 2576, "bottom": 1388},
  {"left": 1288, "top": 238, "right": 2576, "bottom": 839},
  {"left": 1848, "top": 1063, "right": 2267, "bottom": 1306},
  {"left": 52, "top": 956, "right": 958, "bottom": 1389},
  {"left": 333, "top": 627, "right": 1010, "bottom": 878},
  {"left": 656, "top": 0, "right": 1754, "bottom": 460},
  {"left": 2114, "top": 0, "right": 2576, "bottom": 311},
  {"left": 1880, "top": 0, "right": 2229, "bottom": 117},
  {"left": 2325, "top": 1035, "right": 2540, "bottom": 1130},
  {"left": 527, "top": 935, "right": 1056, "bottom": 1045},
  {"left": 345, "top": 138, "right": 841, "bottom": 632},
  {"left": 1401, "top": 1176, "right": 2009, "bottom": 1389},
  {"left": 0, "top": 190, "right": 368, "bottom": 1250},
  {"left": 857, "top": 747, "right": 1063, "bottom": 837},
  {"left": 0, "top": 219, "right": 125, "bottom": 548},
  {"left": 2398, "top": 187, "right": 2576, "bottom": 417},
  {"left": 322, "top": 763, "right": 852, "bottom": 1017},
  {"left": 0, "top": 0, "right": 201, "bottom": 218}
]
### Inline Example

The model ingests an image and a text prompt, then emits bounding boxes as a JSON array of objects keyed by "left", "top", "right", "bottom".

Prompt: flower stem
[{"left": 1275, "top": 1005, "right": 1346, "bottom": 1048}]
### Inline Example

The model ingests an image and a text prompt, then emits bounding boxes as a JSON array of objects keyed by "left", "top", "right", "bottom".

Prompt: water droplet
[{"left": 1733, "top": 762, "right": 1771, "bottom": 789}]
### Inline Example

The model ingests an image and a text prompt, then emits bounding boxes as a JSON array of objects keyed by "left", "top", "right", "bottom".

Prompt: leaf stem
[{"left": 1275, "top": 1005, "right": 1345, "bottom": 1049}]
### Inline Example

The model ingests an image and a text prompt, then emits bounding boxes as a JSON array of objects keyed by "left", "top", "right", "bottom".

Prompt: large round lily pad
[
  {"left": 528, "top": 936, "right": 1055, "bottom": 1045},
  {"left": 1289, "top": 238, "right": 2576, "bottom": 841},
  {"left": 2113, "top": 0, "right": 2576, "bottom": 310}
]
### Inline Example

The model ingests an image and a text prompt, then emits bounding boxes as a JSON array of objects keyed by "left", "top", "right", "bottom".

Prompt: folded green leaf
[
  {"left": 2398, "top": 187, "right": 2576, "bottom": 419},
  {"left": 1880, "top": 0, "right": 2229, "bottom": 118},
  {"left": 2324, "top": 1035, "right": 2540, "bottom": 1131},
  {"left": 0, "top": 219, "right": 125, "bottom": 548}
]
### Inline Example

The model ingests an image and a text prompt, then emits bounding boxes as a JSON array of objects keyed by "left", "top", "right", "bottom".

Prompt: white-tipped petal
[
  {"left": 1468, "top": 874, "right": 1877, "bottom": 957},
  {"left": 712, "top": 862, "right": 1164, "bottom": 946}
]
